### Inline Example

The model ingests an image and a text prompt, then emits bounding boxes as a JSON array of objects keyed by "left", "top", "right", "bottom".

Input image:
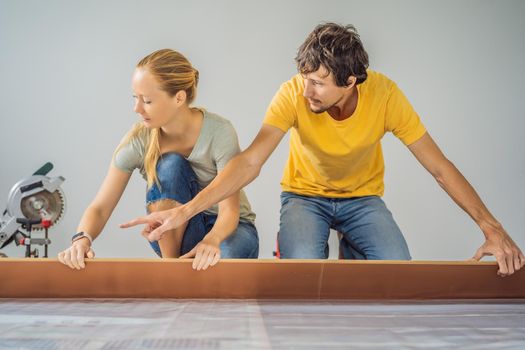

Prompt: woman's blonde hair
[{"left": 115, "top": 49, "right": 199, "bottom": 188}]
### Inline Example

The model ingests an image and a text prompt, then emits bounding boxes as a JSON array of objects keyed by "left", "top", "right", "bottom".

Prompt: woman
[{"left": 58, "top": 49, "right": 258, "bottom": 270}]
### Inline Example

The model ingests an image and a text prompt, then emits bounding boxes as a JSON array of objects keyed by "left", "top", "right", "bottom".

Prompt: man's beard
[
  {"left": 308, "top": 94, "right": 344, "bottom": 114},
  {"left": 309, "top": 103, "right": 328, "bottom": 114}
]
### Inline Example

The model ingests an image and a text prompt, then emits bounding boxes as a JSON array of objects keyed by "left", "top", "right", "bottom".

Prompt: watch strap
[{"left": 72, "top": 231, "right": 93, "bottom": 245}]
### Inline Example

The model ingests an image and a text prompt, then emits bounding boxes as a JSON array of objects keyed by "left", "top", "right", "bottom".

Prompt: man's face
[{"left": 301, "top": 66, "right": 348, "bottom": 114}]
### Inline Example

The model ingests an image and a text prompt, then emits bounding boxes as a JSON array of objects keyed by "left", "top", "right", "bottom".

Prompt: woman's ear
[{"left": 174, "top": 90, "right": 187, "bottom": 105}]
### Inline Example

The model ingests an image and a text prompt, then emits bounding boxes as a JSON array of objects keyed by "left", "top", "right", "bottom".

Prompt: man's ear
[{"left": 346, "top": 76, "right": 357, "bottom": 88}]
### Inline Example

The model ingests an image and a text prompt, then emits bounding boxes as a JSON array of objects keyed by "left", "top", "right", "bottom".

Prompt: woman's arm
[
  {"left": 179, "top": 191, "right": 241, "bottom": 270},
  {"left": 58, "top": 165, "right": 132, "bottom": 269}
]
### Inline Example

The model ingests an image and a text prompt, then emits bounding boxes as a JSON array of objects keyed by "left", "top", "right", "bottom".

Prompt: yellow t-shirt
[{"left": 263, "top": 70, "right": 427, "bottom": 198}]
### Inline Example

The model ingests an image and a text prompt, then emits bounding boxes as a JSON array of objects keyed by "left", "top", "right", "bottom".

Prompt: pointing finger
[{"left": 120, "top": 216, "right": 149, "bottom": 229}]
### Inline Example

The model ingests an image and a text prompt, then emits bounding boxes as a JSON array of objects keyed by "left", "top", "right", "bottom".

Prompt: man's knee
[
  {"left": 340, "top": 235, "right": 410, "bottom": 260},
  {"left": 338, "top": 197, "right": 411, "bottom": 260},
  {"left": 278, "top": 234, "right": 328, "bottom": 259},
  {"left": 372, "top": 247, "right": 411, "bottom": 260}
]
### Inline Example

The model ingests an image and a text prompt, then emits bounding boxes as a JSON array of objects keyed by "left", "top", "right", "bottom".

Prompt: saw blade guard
[{"left": 6, "top": 175, "right": 66, "bottom": 230}]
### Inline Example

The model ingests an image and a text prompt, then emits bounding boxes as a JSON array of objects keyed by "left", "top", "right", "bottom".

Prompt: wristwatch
[{"left": 71, "top": 231, "right": 93, "bottom": 245}]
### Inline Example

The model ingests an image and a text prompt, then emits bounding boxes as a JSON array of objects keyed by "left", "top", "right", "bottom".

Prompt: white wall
[{"left": 1, "top": 0, "right": 523, "bottom": 261}]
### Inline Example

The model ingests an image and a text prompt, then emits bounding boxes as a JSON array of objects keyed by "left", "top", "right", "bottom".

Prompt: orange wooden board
[{"left": 0, "top": 258, "right": 523, "bottom": 299}]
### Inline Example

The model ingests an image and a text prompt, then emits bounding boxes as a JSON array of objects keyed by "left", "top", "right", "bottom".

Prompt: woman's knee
[
  {"left": 147, "top": 152, "right": 197, "bottom": 202},
  {"left": 156, "top": 153, "right": 191, "bottom": 184},
  {"left": 147, "top": 198, "right": 180, "bottom": 212},
  {"left": 220, "top": 222, "right": 259, "bottom": 258}
]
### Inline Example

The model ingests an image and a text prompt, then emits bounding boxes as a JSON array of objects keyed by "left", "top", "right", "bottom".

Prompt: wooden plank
[
  {"left": 320, "top": 260, "right": 525, "bottom": 299},
  {"left": 0, "top": 259, "right": 322, "bottom": 299},
  {"left": 0, "top": 258, "right": 523, "bottom": 299}
]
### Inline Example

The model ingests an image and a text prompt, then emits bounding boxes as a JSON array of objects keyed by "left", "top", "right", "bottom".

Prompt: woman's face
[{"left": 131, "top": 67, "right": 182, "bottom": 128}]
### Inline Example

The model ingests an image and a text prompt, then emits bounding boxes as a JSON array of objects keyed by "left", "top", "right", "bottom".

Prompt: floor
[{"left": 1, "top": 299, "right": 524, "bottom": 349}]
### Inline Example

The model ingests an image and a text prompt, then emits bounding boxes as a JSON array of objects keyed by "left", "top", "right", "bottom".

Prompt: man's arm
[
  {"left": 185, "top": 124, "right": 285, "bottom": 219},
  {"left": 408, "top": 132, "right": 524, "bottom": 276},
  {"left": 120, "top": 124, "right": 286, "bottom": 240}
]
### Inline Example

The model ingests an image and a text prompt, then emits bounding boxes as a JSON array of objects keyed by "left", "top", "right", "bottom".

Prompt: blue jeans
[
  {"left": 146, "top": 152, "right": 259, "bottom": 258},
  {"left": 278, "top": 191, "right": 411, "bottom": 260}
]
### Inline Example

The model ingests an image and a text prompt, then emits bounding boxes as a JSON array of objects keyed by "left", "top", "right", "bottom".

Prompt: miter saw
[{"left": 0, "top": 162, "right": 65, "bottom": 258}]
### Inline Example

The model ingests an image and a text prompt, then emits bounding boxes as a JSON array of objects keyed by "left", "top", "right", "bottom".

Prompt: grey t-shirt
[{"left": 113, "top": 110, "right": 256, "bottom": 223}]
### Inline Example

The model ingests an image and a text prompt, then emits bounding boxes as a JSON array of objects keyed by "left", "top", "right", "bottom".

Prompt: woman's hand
[
  {"left": 180, "top": 235, "right": 221, "bottom": 270},
  {"left": 57, "top": 239, "right": 95, "bottom": 270}
]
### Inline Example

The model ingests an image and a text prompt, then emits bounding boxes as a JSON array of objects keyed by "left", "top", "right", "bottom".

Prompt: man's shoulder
[
  {"left": 279, "top": 74, "right": 304, "bottom": 94},
  {"left": 363, "top": 69, "right": 396, "bottom": 91}
]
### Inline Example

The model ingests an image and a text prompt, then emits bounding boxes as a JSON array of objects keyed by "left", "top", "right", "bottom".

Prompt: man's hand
[
  {"left": 58, "top": 239, "right": 95, "bottom": 270},
  {"left": 180, "top": 236, "right": 221, "bottom": 271},
  {"left": 471, "top": 225, "right": 524, "bottom": 276},
  {"left": 120, "top": 207, "right": 189, "bottom": 241}
]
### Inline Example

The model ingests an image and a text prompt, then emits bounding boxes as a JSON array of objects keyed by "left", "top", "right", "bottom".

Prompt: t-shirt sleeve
[
  {"left": 385, "top": 83, "right": 427, "bottom": 145},
  {"left": 211, "top": 122, "right": 241, "bottom": 171},
  {"left": 113, "top": 136, "right": 143, "bottom": 173},
  {"left": 263, "top": 80, "right": 297, "bottom": 132}
]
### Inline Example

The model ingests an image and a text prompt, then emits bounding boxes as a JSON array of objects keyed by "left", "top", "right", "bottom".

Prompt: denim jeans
[
  {"left": 278, "top": 191, "right": 411, "bottom": 260},
  {"left": 146, "top": 152, "right": 259, "bottom": 258}
]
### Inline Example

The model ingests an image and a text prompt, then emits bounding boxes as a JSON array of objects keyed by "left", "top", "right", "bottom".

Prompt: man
[{"left": 122, "top": 23, "right": 523, "bottom": 276}]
